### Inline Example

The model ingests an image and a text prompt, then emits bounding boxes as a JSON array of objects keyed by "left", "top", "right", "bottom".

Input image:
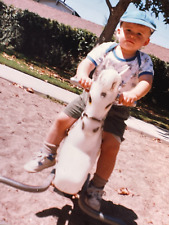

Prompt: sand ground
[{"left": 0, "top": 78, "right": 169, "bottom": 225}]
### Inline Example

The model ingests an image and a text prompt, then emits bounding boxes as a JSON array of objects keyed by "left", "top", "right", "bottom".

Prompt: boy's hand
[
  {"left": 119, "top": 91, "right": 137, "bottom": 106},
  {"left": 72, "top": 76, "right": 92, "bottom": 92},
  {"left": 79, "top": 77, "right": 92, "bottom": 91},
  {"left": 119, "top": 75, "right": 153, "bottom": 106},
  {"left": 70, "top": 76, "right": 92, "bottom": 92}
]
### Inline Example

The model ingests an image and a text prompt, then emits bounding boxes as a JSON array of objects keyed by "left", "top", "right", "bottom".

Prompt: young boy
[{"left": 24, "top": 10, "right": 156, "bottom": 211}]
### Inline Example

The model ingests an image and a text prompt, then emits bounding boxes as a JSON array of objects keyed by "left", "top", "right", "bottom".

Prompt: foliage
[
  {"left": 0, "top": 2, "right": 97, "bottom": 73},
  {"left": 142, "top": 56, "right": 169, "bottom": 110},
  {"left": 0, "top": 2, "right": 24, "bottom": 49}
]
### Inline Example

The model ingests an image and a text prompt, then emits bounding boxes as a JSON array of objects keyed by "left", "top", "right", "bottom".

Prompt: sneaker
[
  {"left": 24, "top": 151, "right": 56, "bottom": 173},
  {"left": 84, "top": 183, "right": 104, "bottom": 211}
]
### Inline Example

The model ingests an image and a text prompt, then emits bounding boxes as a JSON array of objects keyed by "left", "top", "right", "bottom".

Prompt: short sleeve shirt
[{"left": 87, "top": 42, "right": 154, "bottom": 105}]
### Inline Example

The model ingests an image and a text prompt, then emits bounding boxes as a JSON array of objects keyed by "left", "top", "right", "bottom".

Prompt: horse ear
[
  {"left": 111, "top": 81, "right": 116, "bottom": 90},
  {"left": 111, "top": 73, "right": 121, "bottom": 90}
]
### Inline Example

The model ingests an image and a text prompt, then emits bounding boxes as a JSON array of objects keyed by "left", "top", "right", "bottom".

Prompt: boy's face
[{"left": 117, "top": 22, "right": 151, "bottom": 52}]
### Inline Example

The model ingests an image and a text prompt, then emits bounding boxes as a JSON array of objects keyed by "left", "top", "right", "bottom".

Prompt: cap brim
[{"left": 120, "top": 18, "right": 156, "bottom": 31}]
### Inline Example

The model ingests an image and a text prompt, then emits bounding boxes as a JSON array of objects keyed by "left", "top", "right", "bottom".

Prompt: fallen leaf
[
  {"left": 153, "top": 138, "right": 161, "bottom": 143},
  {"left": 118, "top": 187, "right": 130, "bottom": 195},
  {"left": 26, "top": 87, "right": 34, "bottom": 93}
]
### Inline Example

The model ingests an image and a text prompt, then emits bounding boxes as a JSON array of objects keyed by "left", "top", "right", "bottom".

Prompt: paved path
[{"left": 0, "top": 64, "right": 168, "bottom": 143}]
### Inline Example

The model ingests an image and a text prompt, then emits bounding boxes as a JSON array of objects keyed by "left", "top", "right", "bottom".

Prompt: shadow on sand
[{"left": 36, "top": 195, "right": 138, "bottom": 225}]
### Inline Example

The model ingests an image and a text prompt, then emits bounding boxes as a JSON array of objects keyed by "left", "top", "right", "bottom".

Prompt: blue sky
[{"left": 65, "top": 0, "right": 169, "bottom": 49}]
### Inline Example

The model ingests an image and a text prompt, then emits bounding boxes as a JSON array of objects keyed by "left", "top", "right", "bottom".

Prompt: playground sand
[{"left": 0, "top": 78, "right": 169, "bottom": 225}]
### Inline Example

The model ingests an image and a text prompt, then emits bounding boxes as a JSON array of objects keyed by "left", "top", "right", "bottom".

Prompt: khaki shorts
[{"left": 64, "top": 92, "right": 129, "bottom": 142}]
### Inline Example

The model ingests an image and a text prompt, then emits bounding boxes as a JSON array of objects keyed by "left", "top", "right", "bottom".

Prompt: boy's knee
[
  {"left": 101, "top": 132, "right": 120, "bottom": 153},
  {"left": 54, "top": 111, "right": 77, "bottom": 130}
]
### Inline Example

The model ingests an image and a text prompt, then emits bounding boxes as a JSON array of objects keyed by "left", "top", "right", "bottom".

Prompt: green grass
[
  {"left": 0, "top": 49, "right": 82, "bottom": 95},
  {"left": 130, "top": 105, "right": 169, "bottom": 130},
  {"left": 0, "top": 48, "right": 168, "bottom": 130}
]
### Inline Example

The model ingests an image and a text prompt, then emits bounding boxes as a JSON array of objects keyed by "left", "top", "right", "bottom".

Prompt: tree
[
  {"left": 97, "top": 0, "right": 169, "bottom": 44},
  {"left": 98, "top": 0, "right": 131, "bottom": 44}
]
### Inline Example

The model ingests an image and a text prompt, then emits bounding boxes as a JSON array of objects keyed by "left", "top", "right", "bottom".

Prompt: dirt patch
[{"left": 0, "top": 78, "right": 169, "bottom": 225}]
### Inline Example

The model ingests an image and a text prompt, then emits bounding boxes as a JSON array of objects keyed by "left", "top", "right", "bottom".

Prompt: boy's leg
[
  {"left": 84, "top": 105, "right": 128, "bottom": 211},
  {"left": 95, "top": 131, "right": 121, "bottom": 181},
  {"left": 45, "top": 111, "right": 77, "bottom": 146},
  {"left": 24, "top": 93, "right": 86, "bottom": 173},
  {"left": 24, "top": 112, "right": 77, "bottom": 173},
  {"left": 84, "top": 132, "right": 121, "bottom": 211}
]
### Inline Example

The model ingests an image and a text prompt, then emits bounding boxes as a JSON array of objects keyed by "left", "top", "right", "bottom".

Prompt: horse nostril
[{"left": 101, "top": 92, "right": 107, "bottom": 97}]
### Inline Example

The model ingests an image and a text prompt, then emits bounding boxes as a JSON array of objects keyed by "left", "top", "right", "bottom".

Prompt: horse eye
[
  {"left": 82, "top": 122, "right": 85, "bottom": 130},
  {"left": 89, "top": 95, "right": 92, "bottom": 104},
  {"left": 93, "top": 127, "right": 99, "bottom": 133}
]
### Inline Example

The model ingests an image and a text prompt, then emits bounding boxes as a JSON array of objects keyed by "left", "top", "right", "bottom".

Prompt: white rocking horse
[{"left": 53, "top": 69, "right": 121, "bottom": 194}]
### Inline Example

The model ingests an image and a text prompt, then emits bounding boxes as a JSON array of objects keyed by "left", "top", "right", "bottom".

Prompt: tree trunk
[{"left": 97, "top": 0, "right": 132, "bottom": 44}]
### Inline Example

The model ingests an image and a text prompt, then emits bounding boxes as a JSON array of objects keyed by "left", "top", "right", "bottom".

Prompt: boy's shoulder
[
  {"left": 99, "top": 41, "right": 117, "bottom": 47},
  {"left": 138, "top": 50, "right": 153, "bottom": 64},
  {"left": 105, "top": 42, "right": 118, "bottom": 54},
  {"left": 92, "top": 41, "right": 118, "bottom": 55},
  {"left": 88, "top": 41, "right": 117, "bottom": 56},
  {"left": 138, "top": 50, "right": 151, "bottom": 57},
  {"left": 95, "top": 41, "right": 117, "bottom": 49}
]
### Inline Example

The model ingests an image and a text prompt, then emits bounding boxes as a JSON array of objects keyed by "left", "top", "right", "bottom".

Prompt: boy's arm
[
  {"left": 74, "top": 58, "right": 95, "bottom": 90},
  {"left": 119, "top": 74, "right": 153, "bottom": 107}
]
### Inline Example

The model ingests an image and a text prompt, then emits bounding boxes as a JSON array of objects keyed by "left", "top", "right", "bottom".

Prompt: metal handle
[
  {"left": 70, "top": 77, "right": 91, "bottom": 92},
  {"left": 70, "top": 77, "right": 83, "bottom": 88},
  {"left": 0, "top": 169, "right": 55, "bottom": 193}
]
